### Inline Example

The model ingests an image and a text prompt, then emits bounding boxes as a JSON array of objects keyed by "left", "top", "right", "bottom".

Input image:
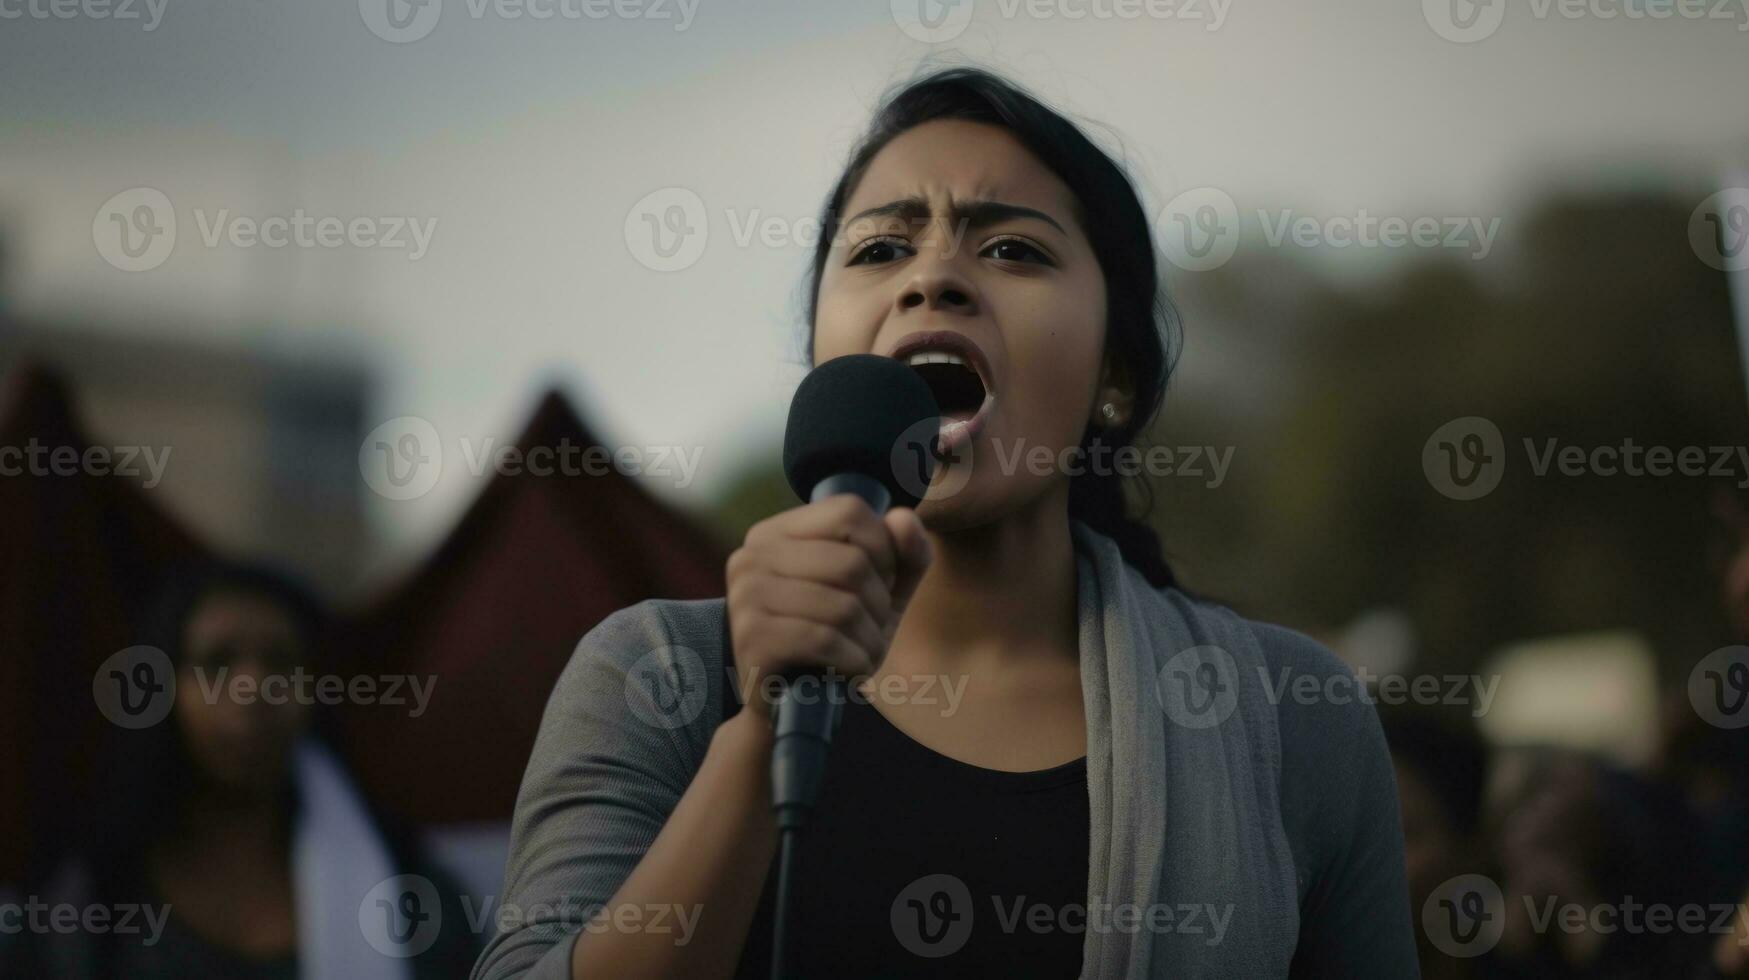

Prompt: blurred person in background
[
  {"left": 1664, "top": 487, "right": 1749, "bottom": 978},
  {"left": 0, "top": 560, "right": 478, "bottom": 979},
  {"left": 1380, "top": 705, "right": 1495, "bottom": 980},
  {"left": 1487, "top": 749, "right": 1714, "bottom": 979}
]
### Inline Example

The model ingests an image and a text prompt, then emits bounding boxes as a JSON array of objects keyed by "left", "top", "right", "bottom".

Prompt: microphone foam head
[{"left": 783, "top": 354, "right": 942, "bottom": 509}]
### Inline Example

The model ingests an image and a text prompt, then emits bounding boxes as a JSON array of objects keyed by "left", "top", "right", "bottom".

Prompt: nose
[{"left": 895, "top": 254, "right": 980, "bottom": 318}]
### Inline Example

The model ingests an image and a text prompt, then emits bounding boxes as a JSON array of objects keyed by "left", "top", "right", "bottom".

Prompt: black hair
[{"left": 799, "top": 66, "right": 1180, "bottom": 588}]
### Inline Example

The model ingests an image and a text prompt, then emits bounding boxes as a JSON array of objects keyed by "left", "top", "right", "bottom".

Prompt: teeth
[{"left": 905, "top": 351, "right": 968, "bottom": 368}]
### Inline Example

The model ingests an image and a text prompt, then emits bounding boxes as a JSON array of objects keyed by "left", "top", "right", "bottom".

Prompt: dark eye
[
  {"left": 848, "top": 236, "right": 913, "bottom": 266},
  {"left": 982, "top": 237, "right": 1052, "bottom": 265}
]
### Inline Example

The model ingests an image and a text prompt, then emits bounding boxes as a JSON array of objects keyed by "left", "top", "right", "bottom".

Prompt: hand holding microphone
[
  {"left": 725, "top": 495, "right": 932, "bottom": 723},
  {"left": 724, "top": 354, "right": 942, "bottom": 836}
]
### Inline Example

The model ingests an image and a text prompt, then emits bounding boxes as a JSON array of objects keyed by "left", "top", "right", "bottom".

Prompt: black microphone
[
  {"left": 767, "top": 353, "right": 938, "bottom": 979},
  {"left": 772, "top": 352, "right": 940, "bottom": 831}
]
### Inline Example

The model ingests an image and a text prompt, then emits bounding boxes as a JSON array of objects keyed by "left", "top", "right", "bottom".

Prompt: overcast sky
[{"left": 3, "top": 0, "right": 1746, "bottom": 568}]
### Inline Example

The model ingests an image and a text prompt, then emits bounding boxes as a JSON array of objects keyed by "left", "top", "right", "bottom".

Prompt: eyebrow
[{"left": 843, "top": 197, "right": 1068, "bottom": 237}]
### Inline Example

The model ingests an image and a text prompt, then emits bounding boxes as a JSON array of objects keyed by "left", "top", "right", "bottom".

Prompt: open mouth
[
  {"left": 889, "top": 332, "right": 996, "bottom": 456},
  {"left": 908, "top": 353, "right": 985, "bottom": 421}
]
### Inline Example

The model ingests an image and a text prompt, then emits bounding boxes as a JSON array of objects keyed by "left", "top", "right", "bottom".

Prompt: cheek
[
  {"left": 810, "top": 271, "right": 877, "bottom": 364},
  {"left": 999, "top": 294, "right": 1105, "bottom": 444}
]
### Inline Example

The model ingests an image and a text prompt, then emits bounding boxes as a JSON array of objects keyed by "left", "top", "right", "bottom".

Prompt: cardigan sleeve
[
  {"left": 1254, "top": 622, "right": 1423, "bottom": 980},
  {"left": 470, "top": 600, "right": 721, "bottom": 980}
]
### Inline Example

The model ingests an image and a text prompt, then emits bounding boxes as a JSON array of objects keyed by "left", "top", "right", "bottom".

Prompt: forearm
[{"left": 570, "top": 709, "right": 777, "bottom": 980}]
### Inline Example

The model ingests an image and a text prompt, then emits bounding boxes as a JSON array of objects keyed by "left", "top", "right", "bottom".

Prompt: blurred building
[{"left": 0, "top": 316, "right": 368, "bottom": 593}]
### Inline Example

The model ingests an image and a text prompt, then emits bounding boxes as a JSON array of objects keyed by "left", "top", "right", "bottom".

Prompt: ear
[{"left": 1091, "top": 349, "right": 1136, "bottom": 429}]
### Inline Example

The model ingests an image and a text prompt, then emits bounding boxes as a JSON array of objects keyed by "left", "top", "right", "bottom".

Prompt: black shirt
[
  {"left": 735, "top": 697, "right": 1091, "bottom": 979},
  {"left": 728, "top": 621, "right": 1418, "bottom": 980}
]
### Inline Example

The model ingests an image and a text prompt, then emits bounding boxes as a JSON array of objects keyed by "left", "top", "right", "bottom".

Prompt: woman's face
[
  {"left": 813, "top": 118, "right": 1123, "bottom": 529},
  {"left": 175, "top": 590, "right": 310, "bottom": 796}
]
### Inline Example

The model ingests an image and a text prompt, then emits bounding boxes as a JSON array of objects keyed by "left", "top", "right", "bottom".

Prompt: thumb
[{"left": 883, "top": 506, "right": 933, "bottom": 615}]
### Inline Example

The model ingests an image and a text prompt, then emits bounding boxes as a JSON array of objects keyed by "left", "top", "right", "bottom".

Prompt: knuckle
[
  {"left": 803, "top": 622, "right": 835, "bottom": 656},
  {"left": 836, "top": 546, "right": 871, "bottom": 585},
  {"left": 830, "top": 592, "right": 860, "bottom": 628}
]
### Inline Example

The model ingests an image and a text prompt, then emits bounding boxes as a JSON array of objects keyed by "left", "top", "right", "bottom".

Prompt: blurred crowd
[
  {"left": 3, "top": 497, "right": 1748, "bottom": 979},
  {"left": 1386, "top": 488, "right": 1749, "bottom": 979}
]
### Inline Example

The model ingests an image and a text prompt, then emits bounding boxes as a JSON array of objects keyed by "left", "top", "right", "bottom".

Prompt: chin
[{"left": 913, "top": 470, "right": 1036, "bottom": 533}]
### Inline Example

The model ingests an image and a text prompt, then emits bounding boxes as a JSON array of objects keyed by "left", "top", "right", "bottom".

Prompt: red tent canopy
[
  {"left": 0, "top": 364, "right": 207, "bottom": 882},
  {"left": 327, "top": 391, "right": 727, "bottom": 828}
]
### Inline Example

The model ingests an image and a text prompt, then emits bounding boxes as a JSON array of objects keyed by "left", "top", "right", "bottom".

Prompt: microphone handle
[{"left": 769, "top": 472, "right": 891, "bottom": 830}]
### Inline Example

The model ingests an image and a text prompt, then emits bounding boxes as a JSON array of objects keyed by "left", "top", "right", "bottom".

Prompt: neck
[{"left": 887, "top": 485, "right": 1080, "bottom": 674}]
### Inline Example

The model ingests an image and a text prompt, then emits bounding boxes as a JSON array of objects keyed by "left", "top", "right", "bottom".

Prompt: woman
[
  {"left": 1, "top": 560, "right": 478, "bottom": 979},
  {"left": 473, "top": 66, "right": 1417, "bottom": 979}
]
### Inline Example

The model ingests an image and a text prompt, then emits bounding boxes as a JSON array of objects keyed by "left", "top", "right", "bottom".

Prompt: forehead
[{"left": 843, "top": 118, "right": 1080, "bottom": 222}]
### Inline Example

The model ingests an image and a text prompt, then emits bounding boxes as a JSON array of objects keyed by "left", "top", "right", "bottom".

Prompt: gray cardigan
[{"left": 472, "top": 520, "right": 1420, "bottom": 979}]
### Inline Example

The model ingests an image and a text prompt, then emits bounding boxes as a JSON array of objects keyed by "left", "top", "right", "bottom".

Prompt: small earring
[{"left": 1101, "top": 402, "right": 1117, "bottom": 421}]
